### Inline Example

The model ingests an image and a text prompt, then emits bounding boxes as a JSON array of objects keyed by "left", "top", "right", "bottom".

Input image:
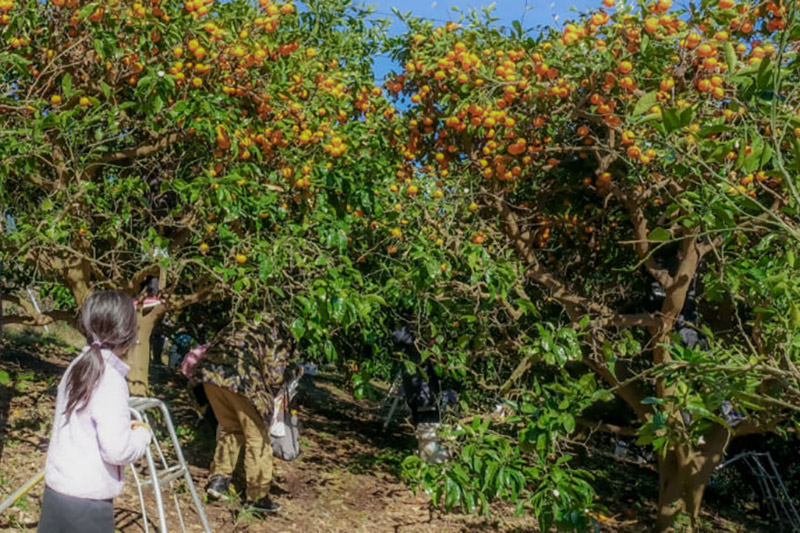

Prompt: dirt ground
[{"left": 0, "top": 332, "right": 769, "bottom": 532}]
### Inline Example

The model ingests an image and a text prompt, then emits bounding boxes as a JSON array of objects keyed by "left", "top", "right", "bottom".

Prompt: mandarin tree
[
  {"left": 0, "top": 0, "right": 398, "bottom": 394},
  {"left": 383, "top": 0, "right": 800, "bottom": 530}
]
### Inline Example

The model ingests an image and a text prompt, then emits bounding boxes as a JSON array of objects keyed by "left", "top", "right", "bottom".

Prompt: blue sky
[
  {"left": 375, "top": 0, "right": 598, "bottom": 29},
  {"left": 364, "top": 0, "right": 600, "bottom": 78}
]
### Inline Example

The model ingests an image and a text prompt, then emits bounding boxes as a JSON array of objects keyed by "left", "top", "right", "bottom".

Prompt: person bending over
[{"left": 192, "top": 316, "right": 296, "bottom": 515}]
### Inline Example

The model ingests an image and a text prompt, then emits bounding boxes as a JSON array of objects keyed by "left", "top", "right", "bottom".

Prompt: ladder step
[{"left": 137, "top": 465, "right": 187, "bottom": 488}]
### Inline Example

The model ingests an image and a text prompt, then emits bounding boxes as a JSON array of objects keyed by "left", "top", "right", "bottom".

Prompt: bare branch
[
  {"left": 576, "top": 417, "right": 639, "bottom": 437},
  {"left": 94, "top": 130, "right": 193, "bottom": 165},
  {"left": 2, "top": 294, "right": 77, "bottom": 327}
]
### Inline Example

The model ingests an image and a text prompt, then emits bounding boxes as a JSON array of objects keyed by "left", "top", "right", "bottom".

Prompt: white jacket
[{"left": 44, "top": 347, "right": 151, "bottom": 500}]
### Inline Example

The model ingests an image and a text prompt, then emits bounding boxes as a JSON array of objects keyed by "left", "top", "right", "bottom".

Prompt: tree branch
[
  {"left": 608, "top": 183, "right": 672, "bottom": 288},
  {"left": 2, "top": 295, "right": 77, "bottom": 327},
  {"left": 583, "top": 356, "right": 653, "bottom": 421},
  {"left": 589, "top": 312, "right": 661, "bottom": 329},
  {"left": 576, "top": 417, "right": 639, "bottom": 437},
  {"left": 96, "top": 130, "right": 194, "bottom": 165},
  {"left": 126, "top": 265, "right": 160, "bottom": 295},
  {"left": 493, "top": 192, "right": 662, "bottom": 329},
  {"left": 165, "top": 288, "right": 219, "bottom": 311}
]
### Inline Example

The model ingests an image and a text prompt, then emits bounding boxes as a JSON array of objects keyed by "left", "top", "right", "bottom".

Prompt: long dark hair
[{"left": 64, "top": 291, "right": 137, "bottom": 418}]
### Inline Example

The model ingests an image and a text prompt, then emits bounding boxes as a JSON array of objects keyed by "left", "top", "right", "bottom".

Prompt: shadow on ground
[{"left": 1, "top": 332, "right": 772, "bottom": 532}]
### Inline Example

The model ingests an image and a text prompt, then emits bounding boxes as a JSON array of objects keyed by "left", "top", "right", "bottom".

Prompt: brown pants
[{"left": 203, "top": 383, "right": 273, "bottom": 501}]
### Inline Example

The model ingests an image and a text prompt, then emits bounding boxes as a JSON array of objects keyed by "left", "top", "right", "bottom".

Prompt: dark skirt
[{"left": 38, "top": 485, "right": 113, "bottom": 533}]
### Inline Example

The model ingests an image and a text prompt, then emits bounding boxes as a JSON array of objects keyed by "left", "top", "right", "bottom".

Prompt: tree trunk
[
  {"left": 127, "top": 310, "right": 161, "bottom": 396},
  {"left": 0, "top": 213, "right": 3, "bottom": 333},
  {"left": 64, "top": 261, "right": 91, "bottom": 307},
  {"left": 656, "top": 425, "right": 730, "bottom": 532},
  {"left": 657, "top": 449, "right": 683, "bottom": 531}
]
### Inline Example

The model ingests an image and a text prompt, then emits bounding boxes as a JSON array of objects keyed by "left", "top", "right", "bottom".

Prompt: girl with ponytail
[{"left": 38, "top": 291, "right": 152, "bottom": 533}]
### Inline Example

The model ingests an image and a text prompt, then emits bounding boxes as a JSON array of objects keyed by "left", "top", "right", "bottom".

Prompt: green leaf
[
  {"left": 662, "top": 107, "right": 682, "bottom": 134},
  {"left": 633, "top": 91, "right": 657, "bottom": 116},
  {"left": 172, "top": 100, "right": 189, "bottom": 115},
  {"left": 61, "top": 73, "right": 73, "bottom": 99},
  {"left": 756, "top": 58, "right": 773, "bottom": 90},
  {"left": 78, "top": 2, "right": 98, "bottom": 20},
  {"left": 270, "top": 286, "right": 285, "bottom": 298},
  {"left": 290, "top": 316, "right": 306, "bottom": 338},
  {"left": 699, "top": 124, "right": 732, "bottom": 137},
  {"left": 639, "top": 112, "right": 663, "bottom": 125},
  {"left": 591, "top": 389, "right": 615, "bottom": 402},
  {"left": 511, "top": 20, "right": 523, "bottom": 38},
  {"left": 790, "top": 302, "right": 800, "bottom": 329},
  {"left": 789, "top": 138, "right": 800, "bottom": 170},
  {"left": 93, "top": 37, "right": 106, "bottom": 59},
  {"left": 151, "top": 95, "right": 164, "bottom": 114},
  {"left": 0, "top": 370, "right": 10, "bottom": 387},
  {"left": 680, "top": 106, "right": 695, "bottom": 127},
  {"left": 725, "top": 42, "right": 737, "bottom": 72},
  {"left": 562, "top": 414, "right": 575, "bottom": 433},
  {"left": 99, "top": 81, "right": 111, "bottom": 99},
  {"left": 735, "top": 137, "right": 748, "bottom": 170},
  {"left": 647, "top": 227, "right": 671, "bottom": 242},
  {"left": 641, "top": 397, "right": 665, "bottom": 405},
  {"left": 137, "top": 76, "right": 155, "bottom": 94},
  {"left": 744, "top": 137, "right": 765, "bottom": 172},
  {"left": 324, "top": 341, "right": 337, "bottom": 361}
]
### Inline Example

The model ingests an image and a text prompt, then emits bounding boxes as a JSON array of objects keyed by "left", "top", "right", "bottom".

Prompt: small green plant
[
  {"left": 175, "top": 423, "right": 192, "bottom": 440},
  {"left": 232, "top": 506, "right": 260, "bottom": 527},
  {"left": 14, "top": 371, "right": 34, "bottom": 392},
  {"left": 14, "top": 495, "right": 29, "bottom": 512},
  {"left": 219, "top": 487, "right": 241, "bottom": 506}
]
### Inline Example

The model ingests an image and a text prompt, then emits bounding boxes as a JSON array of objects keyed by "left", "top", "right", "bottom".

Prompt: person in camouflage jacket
[
  {"left": 193, "top": 317, "right": 295, "bottom": 514},
  {"left": 194, "top": 318, "right": 294, "bottom": 423}
]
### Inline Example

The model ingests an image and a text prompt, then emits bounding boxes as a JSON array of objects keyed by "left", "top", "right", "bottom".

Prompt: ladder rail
[
  {"left": 129, "top": 459, "right": 151, "bottom": 533},
  {"left": 142, "top": 410, "right": 187, "bottom": 533},
  {"left": 154, "top": 398, "right": 210, "bottom": 533},
  {"left": 0, "top": 469, "right": 44, "bottom": 515},
  {"left": 744, "top": 454, "right": 783, "bottom": 525},
  {"left": 129, "top": 397, "right": 212, "bottom": 533},
  {"left": 382, "top": 371, "right": 404, "bottom": 430},
  {"left": 131, "top": 407, "right": 169, "bottom": 533},
  {"left": 763, "top": 452, "right": 800, "bottom": 529},
  {"left": 717, "top": 451, "right": 800, "bottom": 531}
]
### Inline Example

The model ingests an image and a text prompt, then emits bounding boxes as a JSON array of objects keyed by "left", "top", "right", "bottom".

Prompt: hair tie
[{"left": 92, "top": 339, "right": 103, "bottom": 348}]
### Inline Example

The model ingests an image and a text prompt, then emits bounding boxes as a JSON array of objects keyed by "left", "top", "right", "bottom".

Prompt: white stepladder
[
  {"left": 128, "top": 397, "right": 212, "bottom": 533},
  {"left": 380, "top": 370, "right": 405, "bottom": 430}
]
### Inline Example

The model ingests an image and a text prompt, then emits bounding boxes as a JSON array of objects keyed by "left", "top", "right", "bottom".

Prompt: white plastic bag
[{"left": 269, "top": 391, "right": 287, "bottom": 438}]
